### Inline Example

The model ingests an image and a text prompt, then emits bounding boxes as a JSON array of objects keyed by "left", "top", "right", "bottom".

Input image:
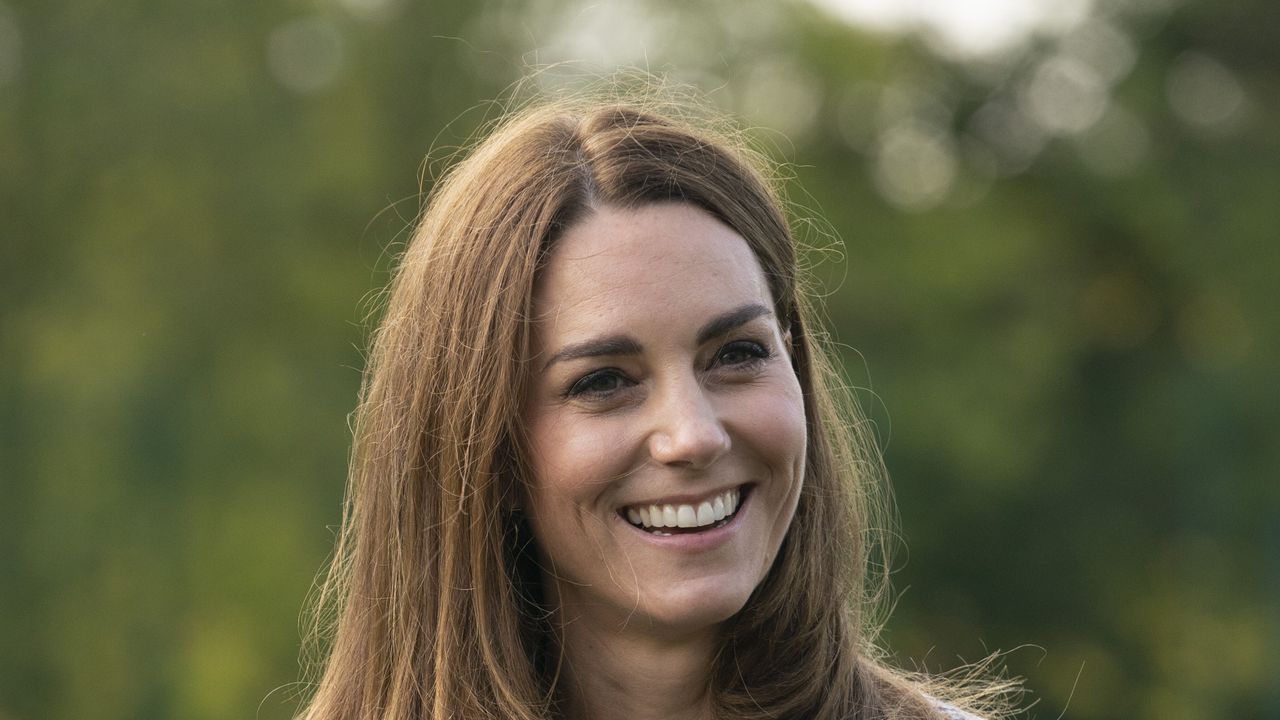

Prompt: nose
[{"left": 647, "top": 375, "right": 731, "bottom": 469}]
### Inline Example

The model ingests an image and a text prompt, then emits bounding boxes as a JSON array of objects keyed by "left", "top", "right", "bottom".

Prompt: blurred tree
[{"left": 0, "top": 0, "right": 1274, "bottom": 718}]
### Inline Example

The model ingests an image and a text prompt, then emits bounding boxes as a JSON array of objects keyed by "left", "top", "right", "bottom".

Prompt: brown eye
[
  {"left": 714, "top": 340, "right": 770, "bottom": 368},
  {"left": 566, "top": 369, "right": 634, "bottom": 398}
]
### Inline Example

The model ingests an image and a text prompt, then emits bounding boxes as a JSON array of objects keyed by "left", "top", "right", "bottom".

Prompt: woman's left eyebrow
[{"left": 696, "top": 303, "right": 772, "bottom": 345}]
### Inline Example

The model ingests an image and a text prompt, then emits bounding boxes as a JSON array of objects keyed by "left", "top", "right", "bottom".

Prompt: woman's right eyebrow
[{"left": 542, "top": 336, "right": 642, "bottom": 370}]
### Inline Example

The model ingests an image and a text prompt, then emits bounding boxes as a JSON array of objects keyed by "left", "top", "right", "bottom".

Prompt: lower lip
[{"left": 619, "top": 486, "right": 752, "bottom": 553}]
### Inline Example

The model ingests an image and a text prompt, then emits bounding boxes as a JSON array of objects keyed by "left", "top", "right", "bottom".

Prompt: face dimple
[{"left": 522, "top": 201, "right": 807, "bottom": 636}]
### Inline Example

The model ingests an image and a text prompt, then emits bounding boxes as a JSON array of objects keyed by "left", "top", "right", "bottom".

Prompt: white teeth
[
  {"left": 677, "top": 505, "right": 697, "bottom": 527},
  {"left": 696, "top": 502, "right": 715, "bottom": 525},
  {"left": 623, "top": 487, "right": 745, "bottom": 530},
  {"left": 662, "top": 505, "right": 678, "bottom": 527}
]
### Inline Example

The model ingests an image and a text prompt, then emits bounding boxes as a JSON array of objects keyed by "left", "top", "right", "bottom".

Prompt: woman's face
[{"left": 523, "top": 202, "right": 806, "bottom": 637}]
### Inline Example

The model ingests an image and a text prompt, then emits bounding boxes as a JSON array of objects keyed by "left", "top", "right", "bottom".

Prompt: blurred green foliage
[{"left": 1, "top": 1, "right": 1276, "bottom": 718}]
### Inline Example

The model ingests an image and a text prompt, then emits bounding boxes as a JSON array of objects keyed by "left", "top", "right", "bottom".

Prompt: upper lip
[{"left": 618, "top": 483, "right": 748, "bottom": 510}]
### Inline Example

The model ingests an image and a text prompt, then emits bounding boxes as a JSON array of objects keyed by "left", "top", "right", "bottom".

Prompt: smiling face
[{"left": 522, "top": 202, "right": 807, "bottom": 637}]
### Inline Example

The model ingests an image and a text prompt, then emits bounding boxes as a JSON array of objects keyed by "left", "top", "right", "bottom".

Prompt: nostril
[{"left": 649, "top": 429, "right": 730, "bottom": 469}]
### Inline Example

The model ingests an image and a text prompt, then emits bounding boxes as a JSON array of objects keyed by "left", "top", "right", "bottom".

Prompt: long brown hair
[{"left": 298, "top": 86, "right": 1013, "bottom": 720}]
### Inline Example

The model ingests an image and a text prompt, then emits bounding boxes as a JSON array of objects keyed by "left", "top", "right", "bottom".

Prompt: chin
[{"left": 634, "top": 578, "right": 757, "bottom": 635}]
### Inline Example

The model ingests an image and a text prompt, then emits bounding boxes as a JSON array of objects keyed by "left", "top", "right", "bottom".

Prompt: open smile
[{"left": 618, "top": 485, "right": 752, "bottom": 536}]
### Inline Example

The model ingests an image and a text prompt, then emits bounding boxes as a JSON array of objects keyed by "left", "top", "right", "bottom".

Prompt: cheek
[
  {"left": 740, "top": 379, "right": 808, "bottom": 472},
  {"left": 526, "top": 411, "right": 625, "bottom": 490},
  {"left": 524, "top": 410, "right": 638, "bottom": 541}
]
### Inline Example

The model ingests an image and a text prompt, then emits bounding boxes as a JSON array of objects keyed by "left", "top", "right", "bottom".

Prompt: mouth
[{"left": 618, "top": 485, "right": 750, "bottom": 536}]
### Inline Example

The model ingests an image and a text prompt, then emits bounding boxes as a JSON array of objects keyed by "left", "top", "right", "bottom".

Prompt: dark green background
[{"left": 2, "top": 0, "right": 1276, "bottom": 718}]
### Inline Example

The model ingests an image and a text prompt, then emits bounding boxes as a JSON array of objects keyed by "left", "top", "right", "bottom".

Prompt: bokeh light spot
[
  {"left": 1021, "top": 53, "right": 1109, "bottom": 135},
  {"left": 1060, "top": 18, "right": 1137, "bottom": 86},
  {"left": 969, "top": 99, "right": 1047, "bottom": 175},
  {"left": 544, "top": 0, "right": 671, "bottom": 69},
  {"left": 1166, "top": 51, "right": 1248, "bottom": 133},
  {"left": 872, "top": 119, "right": 958, "bottom": 210},
  {"left": 337, "top": 0, "right": 403, "bottom": 22},
  {"left": 266, "top": 16, "right": 345, "bottom": 95},
  {"left": 807, "top": 0, "right": 1094, "bottom": 60},
  {"left": 876, "top": 80, "right": 953, "bottom": 134},
  {"left": 740, "top": 58, "right": 824, "bottom": 140}
]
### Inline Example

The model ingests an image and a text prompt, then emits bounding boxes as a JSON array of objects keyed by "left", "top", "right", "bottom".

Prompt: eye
[
  {"left": 713, "top": 340, "right": 771, "bottom": 368},
  {"left": 566, "top": 368, "right": 634, "bottom": 399}
]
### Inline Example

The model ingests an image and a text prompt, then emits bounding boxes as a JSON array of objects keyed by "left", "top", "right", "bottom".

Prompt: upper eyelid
[
  {"left": 694, "top": 340, "right": 770, "bottom": 376},
  {"left": 564, "top": 367, "right": 635, "bottom": 398},
  {"left": 547, "top": 318, "right": 775, "bottom": 369},
  {"left": 714, "top": 335, "right": 771, "bottom": 355},
  {"left": 555, "top": 333, "right": 774, "bottom": 391},
  {"left": 703, "top": 317, "right": 774, "bottom": 344},
  {"left": 543, "top": 305, "right": 770, "bottom": 371}
]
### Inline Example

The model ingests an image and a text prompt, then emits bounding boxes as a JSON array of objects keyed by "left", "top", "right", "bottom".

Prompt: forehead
[{"left": 532, "top": 203, "right": 773, "bottom": 336}]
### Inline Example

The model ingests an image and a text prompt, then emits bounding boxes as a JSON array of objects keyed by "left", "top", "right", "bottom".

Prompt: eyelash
[
  {"left": 715, "top": 340, "right": 771, "bottom": 368},
  {"left": 563, "top": 340, "right": 772, "bottom": 399},
  {"left": 562, "top": 367, "right": 632, "bottom": 399}
]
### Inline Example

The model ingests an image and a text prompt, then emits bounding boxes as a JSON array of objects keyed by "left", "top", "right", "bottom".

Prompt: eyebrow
[
  {"left": 542, "top": 335, "right": 643, "bottom": 370},
  {"left": 695, "top": 303, "right": 772, "bottom": 346},
  {"left": 542, "top": 303, "right": 773, "bottom": 370}
]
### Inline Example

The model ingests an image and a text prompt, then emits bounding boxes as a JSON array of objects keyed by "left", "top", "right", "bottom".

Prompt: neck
[{"left": 554, "top": 610, "right": 717, "bottom": 720}]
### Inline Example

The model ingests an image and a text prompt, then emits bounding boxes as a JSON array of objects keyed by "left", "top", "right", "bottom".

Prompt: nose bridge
[{"left": 648, "top": 368, "right": 730, "bottom": 468}]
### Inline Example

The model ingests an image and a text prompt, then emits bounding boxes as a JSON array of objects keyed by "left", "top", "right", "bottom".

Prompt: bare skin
[
  {"left": 555, "top": 608, "right": 714, "bottom": 720},
  {"left": 524, "top": 202, "right": 806, "bottom": 720}
]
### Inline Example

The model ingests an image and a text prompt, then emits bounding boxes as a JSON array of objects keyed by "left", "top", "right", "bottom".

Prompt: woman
[{"left": 298, "top": 91, "right": 1009, "bottom": 720}]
